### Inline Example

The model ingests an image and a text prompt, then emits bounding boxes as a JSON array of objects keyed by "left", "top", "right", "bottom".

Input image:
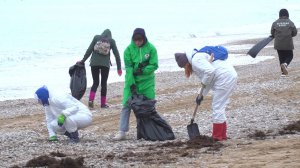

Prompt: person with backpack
[
  {"left": 114, "top": 28, "right": 158, "bottom": 140},
  {"left": 80, "top": 29, "right": 122, "bottom": 108},
  {"left": 174, "top": 46, "right": 237, "bottom": 141},
  {"left": 271, "top": 9, "right": 297, "bottom": 77},
  {"left": 34, "top": 86, "right": 92, "bottom": 143}
]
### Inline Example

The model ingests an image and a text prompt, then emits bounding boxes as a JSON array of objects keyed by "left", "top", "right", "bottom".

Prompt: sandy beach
[{"left": 0, "top": 32, "right": 300, "bottom": 167}]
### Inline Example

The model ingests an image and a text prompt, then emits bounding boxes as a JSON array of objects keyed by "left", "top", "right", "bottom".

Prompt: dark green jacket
[
  {"left": 271, "top": 17, "right": 297, "bottom": 50},
  {"left": 122, "top": 40, "right": 158, "bottom": 105},
  {"left": 82, "top": 29, "right": 121, "bottom": 70}
]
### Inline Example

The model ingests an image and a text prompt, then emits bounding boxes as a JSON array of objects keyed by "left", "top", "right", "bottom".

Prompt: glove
[
  {"left": 138, "top": 61, "right": 149, "bottom": 68},
  {"left": 195, "top": 94, "right": 203, "bottom": 105},
  {"left": 49, "top": 135, "right": 58, "bottom": 142},
  {"left": 133, "top": 68, "right": 142, "bottom": 76},
  {"left": 118, "top": 69, "right": 122, "bottom": 76},
  {"left": 130, "top": 84, "right": 137, "bottom": 94},
  {"left": 57, "top": 114, "right": 66, "bottom": 127}
]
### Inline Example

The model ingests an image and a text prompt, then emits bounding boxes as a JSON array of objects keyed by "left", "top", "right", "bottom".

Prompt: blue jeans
[{"left": 119, "top": 106, "right": 131, "bottom": 132}]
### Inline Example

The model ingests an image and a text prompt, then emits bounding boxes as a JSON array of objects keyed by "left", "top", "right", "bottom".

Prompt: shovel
[{"left": 187, "top": 87, "right": 204, "bottom": 140}]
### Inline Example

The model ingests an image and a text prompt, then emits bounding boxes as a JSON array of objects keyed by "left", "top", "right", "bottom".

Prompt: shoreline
[{"left": 0, "top": 35, "right": 274, "bottom": 102}]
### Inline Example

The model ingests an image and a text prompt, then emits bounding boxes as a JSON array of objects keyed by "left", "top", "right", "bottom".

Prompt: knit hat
[
  {"left": 279, "top": 9, "right": 289, "bottom": 18},
  {"left": 174, "top": 53, "right": 188, "bottom": 68},
  {"left": 35, "top": 86, "right": 49, "bottom": 106}
]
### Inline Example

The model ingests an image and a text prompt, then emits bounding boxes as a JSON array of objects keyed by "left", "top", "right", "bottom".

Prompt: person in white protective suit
[
  {"left": 174, "top": 46, "right": 237, "bottom": 141},
  {"left": 34, "top": 86, "right": 92, "bottom": 143}
]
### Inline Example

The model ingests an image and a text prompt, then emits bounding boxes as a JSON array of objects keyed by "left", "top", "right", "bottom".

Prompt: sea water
[{"left": 0, "top": 0, "right": 299, "bottom": 100}]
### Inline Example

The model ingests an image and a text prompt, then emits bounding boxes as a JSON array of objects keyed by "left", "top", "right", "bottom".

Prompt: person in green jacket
[
  {"left": 114, "top": 28, "right": 158, "bottom": 140},
  {"left": 80, "top": 29, "right": 122, "bottom": 109},
  {"left": 271, "top": 9, "right": 297, "bottom": 77}
]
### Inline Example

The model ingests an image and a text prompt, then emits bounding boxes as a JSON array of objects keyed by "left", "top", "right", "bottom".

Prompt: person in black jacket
[{"left": 271, "top": 9, "right": 297, "bottom": 77}]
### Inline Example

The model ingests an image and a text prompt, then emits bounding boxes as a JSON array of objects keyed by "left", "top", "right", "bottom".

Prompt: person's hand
[
  {"left": 133, "top": 68, "right": 142, "bottom": 76},
  {"left": 118, "top": 69, "right": 122, "bottom": 76},
  {"left": 76, "top": 60, "right": 83, "bottom": 64},
  {"left": 130, "top": 84, "right": 137, "bottom": 94},
  {"left": 49, "top": 135, "right": 58, "bottom": 142},
  {"left": 57, "top": 114, "right": 66, "bottom": 127},
  {"left": 209, "top": 53, "right": 214, "bottom": 63},
  {"left": 195, "top": 94, "right": 203, "bottom": 105}
]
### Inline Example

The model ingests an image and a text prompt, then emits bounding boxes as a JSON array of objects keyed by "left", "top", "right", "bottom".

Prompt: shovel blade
[{"left": 187, "top": 123, "right": 201, "bottom": 139}]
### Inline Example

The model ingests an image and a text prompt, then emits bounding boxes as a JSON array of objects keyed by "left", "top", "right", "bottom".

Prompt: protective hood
[
  {"left": 101, "top": 29, "right": 112, "bottom": 39},
  {"left": 185, "top": 49, "right": 197, "bottom": 64},
  {"left": 35, "top": 86, "right": 49, "bottom": 106}
]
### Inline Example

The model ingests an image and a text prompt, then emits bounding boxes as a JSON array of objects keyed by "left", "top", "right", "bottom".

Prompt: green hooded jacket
[
  {"left": 82, "top": 29, "right": 121, "bottom": 70},
  {"left": 122, "top": 37, "right": 158, "bottom": 106}
]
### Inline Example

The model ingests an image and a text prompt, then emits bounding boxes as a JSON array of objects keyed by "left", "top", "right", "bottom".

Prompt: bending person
[
  {"left": 35, "top": 86, "right": 92, "bottom": 143},
  {"left": 175, "top": 46, "right": 237, "bottom": 141}
]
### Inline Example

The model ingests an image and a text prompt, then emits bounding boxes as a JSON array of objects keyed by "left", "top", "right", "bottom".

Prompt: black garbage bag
[
  {"left": 69, "top": 63, "right": 87, "bottom": 100},
  {"left": 127, "top": 94, "right": 175, "bottom": 141},
  {"left": 247, "top": 36, "right": 274, "bottom": 58}
]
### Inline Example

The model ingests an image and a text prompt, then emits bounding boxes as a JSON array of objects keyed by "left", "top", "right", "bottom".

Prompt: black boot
[
  {"left": 69, "top": 130, "right": 80, "bottom": 143},
  {"left": 64, "top": 131, "right": 71, "bottom": 138}
]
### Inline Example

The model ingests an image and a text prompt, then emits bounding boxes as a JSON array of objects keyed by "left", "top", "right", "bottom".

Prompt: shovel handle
[
  {"left": 191, "top": 104, "right": 199, "bottom": 123},
  {"left": 191, "top": 87, "right": 204, "bottom": 122}
]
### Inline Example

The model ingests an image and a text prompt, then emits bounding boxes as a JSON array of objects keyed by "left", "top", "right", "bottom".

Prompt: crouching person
[
  {"left": 35, "top": 86, "right": 92, "bottom": 143},
  {"left": 175, "top": 46, "right": 237, "bottom": 141}
]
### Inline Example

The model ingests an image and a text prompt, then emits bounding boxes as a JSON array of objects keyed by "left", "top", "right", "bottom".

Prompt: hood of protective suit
[
  {"left": 35, "top": 86, "right": 49, "bottom": 106},
  {"left": 185, "top": 49, "right": 197, "bottom": 64}
]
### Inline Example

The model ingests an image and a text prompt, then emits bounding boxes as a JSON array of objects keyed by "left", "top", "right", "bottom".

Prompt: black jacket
[{"left": 271, "top": 16, "right": 297, "bottom": 50}]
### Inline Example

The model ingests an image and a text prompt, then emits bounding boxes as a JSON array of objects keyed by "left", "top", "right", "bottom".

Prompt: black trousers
[
  {"left": 91, "top": 66, "right": 109, "bottom": 96},
  {"left": 277, "top": 50, "right": 293, "bottom": 65},
  {"left": 277, "top": 50, "right": 293, "bottom": 73}
]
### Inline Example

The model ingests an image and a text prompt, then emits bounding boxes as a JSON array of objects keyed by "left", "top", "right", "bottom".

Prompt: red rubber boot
[
  {"left": 212, "top": 123, "right": 223, "bottom": 141},
  {"left": 222, "top": 122, "right": 227, "bottom": 140}
]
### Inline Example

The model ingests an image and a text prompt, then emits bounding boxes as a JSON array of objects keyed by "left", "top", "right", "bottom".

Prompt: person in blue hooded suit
[{"left": 35, "top": 86, "right": 92, "bottom": 143}]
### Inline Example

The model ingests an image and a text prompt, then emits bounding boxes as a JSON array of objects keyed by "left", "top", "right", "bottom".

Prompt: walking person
[
  {"left": 175, "top": 46, "right": 237, "bottom": 141},
  {"left": 271, "top": 9, "right": 297, "bottom": 77},
  {"left": 80, "top": 29, "right": 122, "bottom": 108},
  {"left": 114, "top": 28, "right": 158, "bottom": 140},
  {"left": 35, "top": 86, "right": 92, "bottom": 143}
]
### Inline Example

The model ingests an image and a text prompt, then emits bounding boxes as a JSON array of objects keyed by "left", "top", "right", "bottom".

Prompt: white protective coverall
[
  {"left": 186, "top": 51, "right": 237, "bottom": 123},
  {"left": 44, "top": 91, "right": 92, "bottom": 138}
]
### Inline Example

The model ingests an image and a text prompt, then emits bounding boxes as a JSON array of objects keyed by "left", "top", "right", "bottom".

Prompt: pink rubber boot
[
  {"left": 101, "top": 96, "right": 109, "bottom": 108},
  {"left": 88, "top": 91, "right": 95, "bottom": 108}
]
